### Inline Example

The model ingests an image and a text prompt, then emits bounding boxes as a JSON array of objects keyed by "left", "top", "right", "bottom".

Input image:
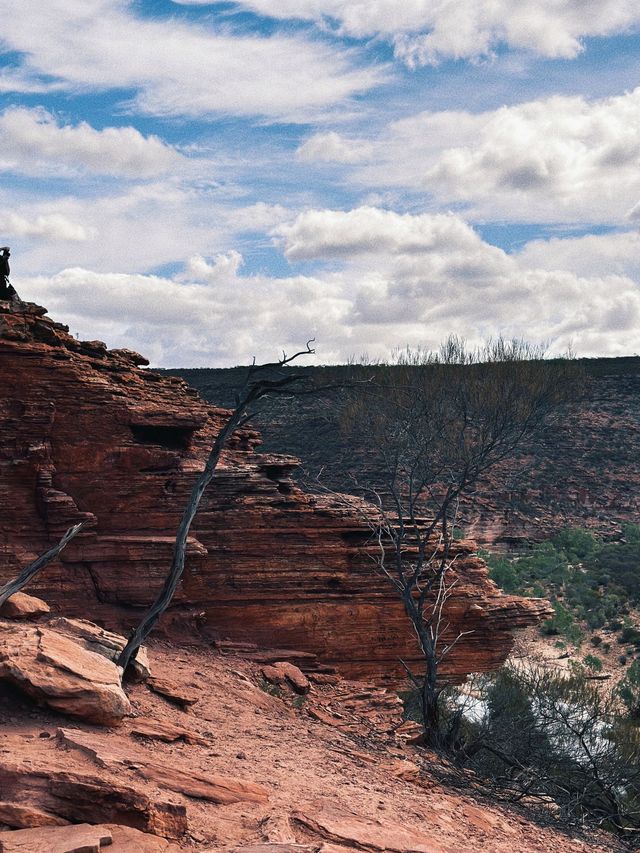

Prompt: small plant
[
  {"left": 583, "top": 654, "right": 603, "bottom": 673},
  {"left": 258, "top": 677, "right": 283, "bottom": 698},
  {"left": 619, "top": 660, "right": 640, "bottom": 720}
]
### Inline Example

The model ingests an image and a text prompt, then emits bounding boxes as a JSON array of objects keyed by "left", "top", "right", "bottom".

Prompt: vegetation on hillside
[
  {"left": 483, "top": 524, "right": 640, "bottom": 657},
  {"left": 399, "top": 526, "right": 640, "bottom": 838}
]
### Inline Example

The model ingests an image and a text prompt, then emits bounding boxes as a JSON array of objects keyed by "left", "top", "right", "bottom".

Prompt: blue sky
[{"left": 1, "top": 0, "right": 639, "bottom": 365}]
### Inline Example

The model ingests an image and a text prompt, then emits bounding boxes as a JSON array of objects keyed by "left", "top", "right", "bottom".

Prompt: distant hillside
[{"left": 165, "top": 357, "right": 640, "bottom": 548}]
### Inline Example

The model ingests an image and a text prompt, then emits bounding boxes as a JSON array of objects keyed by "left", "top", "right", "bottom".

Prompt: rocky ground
[{"left": 0, "top": 596, "right": 628, "bottom": 853}]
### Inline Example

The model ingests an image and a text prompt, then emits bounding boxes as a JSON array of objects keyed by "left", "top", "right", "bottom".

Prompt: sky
[{"left": 1, "top": 0, "right": 640, "bottom": 365}]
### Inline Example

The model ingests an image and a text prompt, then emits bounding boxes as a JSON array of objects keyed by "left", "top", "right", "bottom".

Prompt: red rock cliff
[{"left": 0, "top": 300, "right": 549, "bottom": 682}]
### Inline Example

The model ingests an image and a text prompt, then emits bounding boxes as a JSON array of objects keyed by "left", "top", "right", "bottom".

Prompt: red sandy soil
[{"left": 0, "top": 639, "right": 626, "bottom": 852}]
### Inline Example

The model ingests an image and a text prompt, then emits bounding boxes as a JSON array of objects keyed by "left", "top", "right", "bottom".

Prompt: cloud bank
[
  {"left": 202, "top": 0, "right": 640, "bottom": 65},
  {"left": 0, "top": 0, "right": 383, "bottom": 121},
  {"left": 18, "top": 208, "right": 640, "bottom": 366},
  {"left": 301, "top": 87, "right": 640, "bottom": 223}
]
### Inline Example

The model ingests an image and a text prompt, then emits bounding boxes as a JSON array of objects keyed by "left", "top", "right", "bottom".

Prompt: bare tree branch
[{"left": 0, "top": 521, "right": 90, "bottom": 609}]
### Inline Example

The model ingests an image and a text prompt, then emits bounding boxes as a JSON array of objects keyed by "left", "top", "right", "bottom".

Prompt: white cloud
[
  {"left": 297, "top": 131, "right": 372, "bottom": 164},
  {"left": 0, "top": 0, "right": 383, "bottom": 121},
  {"left": 211, "top": 0, "right": 640, "bottom": 65},
  {"left": 517, "top": 230, "right": 640, "bottom": 279},
  {"left": 16, "top": 208, "right": 640, "bottom": 365},
  {"left": 0, "top": 212, "right": 95, "bottom": 242},
  {"left": 274, "top": 206, "right": 491, "bottom": 260},
  {"left": 20, "top": 260, "right": 351, "bottom": 366},
  {"left": 1, "top": 183, "right": 232, "bottom": 275},
  {"left": 0, "top": 107, "right": 182, "bottom": 177},
  {"left": 351, "top": 88, "right": 640, "bottom": 223}
]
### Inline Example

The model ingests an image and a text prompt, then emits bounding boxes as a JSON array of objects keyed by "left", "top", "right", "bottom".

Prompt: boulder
[
  {"left": 0, "top": 593, "right": 50, "bottom": 620},
  {"left": 0, "top": 622, "right": 130, "bottom": 725},
  {"left": 49, "top": 617, "right": 150, "bottom": 683},
  {"left": 262, "top": 662, "right": 310, "bottom": 695}
]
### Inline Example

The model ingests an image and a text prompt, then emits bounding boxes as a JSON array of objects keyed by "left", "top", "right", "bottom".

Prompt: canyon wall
[
  {"left": 0, "top": 301, "right": 548, "bottom": 682},
  {"left": 171, "top": 360, "right": 640, "bottom": 548}
]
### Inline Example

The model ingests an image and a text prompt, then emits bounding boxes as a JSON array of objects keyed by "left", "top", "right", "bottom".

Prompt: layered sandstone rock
[
  {"left": 0, "top": 300, "right": 549, "bottom": 682},
  {"left": 0, "top": 620, "right": 131, "bottom": 725}
]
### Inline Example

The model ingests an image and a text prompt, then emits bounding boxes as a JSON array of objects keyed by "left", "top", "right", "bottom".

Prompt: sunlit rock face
[{"left": 0, "top": 300, "right": 549, "bottom": 683}]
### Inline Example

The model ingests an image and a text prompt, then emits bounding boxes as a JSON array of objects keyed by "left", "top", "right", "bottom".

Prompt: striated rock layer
[{"left": 0, "top": 301, "right": 549, "bottom": 682}]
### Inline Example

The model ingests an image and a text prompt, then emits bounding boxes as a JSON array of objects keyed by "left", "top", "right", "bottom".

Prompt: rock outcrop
[
  {"left": 0, "top": 300, "right": 549, "bottom": 682},
  {"left": 0, "top": 617, "right": 131, "bottom": 725}
]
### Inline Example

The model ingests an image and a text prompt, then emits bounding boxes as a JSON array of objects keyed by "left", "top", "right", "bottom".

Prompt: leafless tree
[
  {"left": 465, "top": 663, "right": 640, "bottom": 838},
  {"left": 0, "top": 521, "right": 90, "bottom": 609},
  {"left": 117, "top": 341, "right": 315, "bottom": 676},
  {"left": 337, "top": 337, "right": 580, "bottom": 748}
]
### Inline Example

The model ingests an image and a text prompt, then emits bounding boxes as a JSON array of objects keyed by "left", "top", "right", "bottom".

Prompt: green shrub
[
  {"left": 619, "top": 627, "right": 640, "bottom": 646},
  {"left": 619, "top": 660, "right": 640, "bottom": 719},
  {"left": 582, "top": 654, "right": 603, "bottom": 673}
]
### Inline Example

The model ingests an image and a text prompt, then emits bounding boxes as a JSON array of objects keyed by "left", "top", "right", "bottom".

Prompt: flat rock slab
[
  {"left": 0, "top": 823, "right": 181, "bottom": 853},
  {"left": 139, "top": 763, "right": 269, "bottom": 805},
  {"left": 0, "top": 593, "right": 50, "bottom": 620},
  {"left": 49, "top": 618, "right": 150, "bottom": 683},
  {"left": 0, "top": 622, "right": 131, "bottom": 725},
  {"left": 223, "top": 846, "right": 317, "bottom": 853},
  {"left": 104, "top": 824, "right": 182, "bottom": 851},
  {"left": 0, "top": 759, "right": 187, "bottom": 840},
  {"left": 292, "top": 807, "right": 450, "bottom": 853},
  {"left": 58, "top": 727, "right": 269, "bottom": 805},
  {"left": 147, "top": 676, "right": 198, "bottom": 708},
  {"left": 0, "top": 822, "right": 112, "bottom": 852},
  {"left": 0, "top": 801, "right": 69, "bottom": 829},
  {"left": 129, "top": 716, "right": 208, "bottom": 746}
]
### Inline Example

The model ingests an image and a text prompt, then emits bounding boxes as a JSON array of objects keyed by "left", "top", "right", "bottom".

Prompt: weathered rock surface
[
  {"left": 0, "top": 802, "right": 69, "bottom": 829},
  {"left": 0, "top": 823, "right": 180, "bottom": 852},
  {"left": 129, "top": 716, "right": 208, "bottom": 745},
  {"left": 48, "top": 617, "right": 151, "bottom": 683},
  {"left": 0, "top": 823, "right": 112, "bottom": 853},
  {"left": 0, "top": 759, "right": 186, "bottom": 839},
  {"left": 261, "top": 662, "right": 310, "bottom": 694},
  {"left": 58, "top": 727, "right": 269, "bottom": 804},
  {"left": 0, "top": 592, "right": 50, "bottom": 620},
  {"left": 139, "top": 764, "right": 269, "bottom": 805},
  {"left": 0, "top": 639, "right": 619, "bottom": 853},
  {"left": 147, "top": 675, "right": 199, "bottom": 707},
  {"left": 0, "top": 301, "right": 549, "bottom": 683},
  {"left": 0, "top": 621, "right": 130, "bottom": 724},
  {"left": 292, "top": 805, "right": 449, "bottom": 853}
]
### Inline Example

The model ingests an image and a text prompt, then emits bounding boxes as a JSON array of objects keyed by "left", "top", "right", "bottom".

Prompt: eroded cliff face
[{"left": 0, "top": 300, "right": 549, "bottom": 682}]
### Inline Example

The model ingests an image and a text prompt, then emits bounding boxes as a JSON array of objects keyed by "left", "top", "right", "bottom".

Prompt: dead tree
[
  {"left": 0, "top": 521, "right": 90, "bottom": 609},
  {"left": 117, "top": 342, "right": 315, "bottom": 676},
  {"left": 338, "top": 337, "right": 580, "bottom": 748}
]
